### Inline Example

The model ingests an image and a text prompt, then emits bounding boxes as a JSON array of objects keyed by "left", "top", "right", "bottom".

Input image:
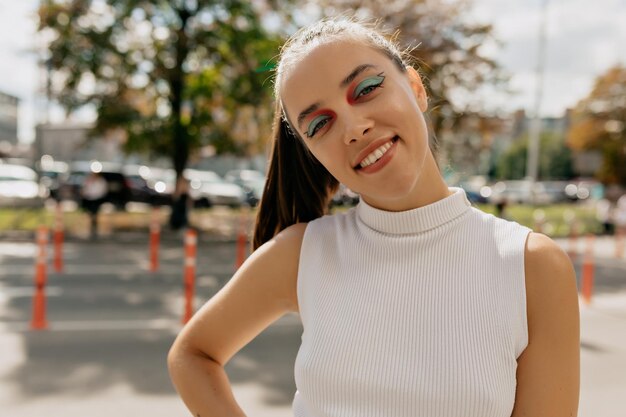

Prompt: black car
[
  {"left": 59, "top": 162, "right": 132, "bottom": 210},
  {"left": 123, "top": 165, "right": 172, "bottom": 206}
]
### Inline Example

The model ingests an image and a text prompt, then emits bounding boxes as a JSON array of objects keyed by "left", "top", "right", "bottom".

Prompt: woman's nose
[{"left": 343, "top": 113, "right": 374, "bottom": 145}]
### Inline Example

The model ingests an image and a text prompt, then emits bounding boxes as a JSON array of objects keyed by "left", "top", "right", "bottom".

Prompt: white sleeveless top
[{"left": 292, "top": 187, "right": 532, "bottom": 417}]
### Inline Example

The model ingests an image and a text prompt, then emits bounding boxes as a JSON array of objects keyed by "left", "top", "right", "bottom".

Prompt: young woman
[{"left": 168, "top": 19, "right": 580, "bottom": 417}]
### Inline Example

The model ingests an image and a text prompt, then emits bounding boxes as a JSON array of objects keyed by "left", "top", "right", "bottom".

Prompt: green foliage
[
  {"left": 496, "top": 133, "right": 574, "bottom": 180},
  {"left": 568, "top": 65, "right": 626, "bottom": 185},
  {"left": 38, "top": 0, "right": 282, "bottom": 174},
  {"left": 496, "top": 138, "right": 527, "bottom": 180}
]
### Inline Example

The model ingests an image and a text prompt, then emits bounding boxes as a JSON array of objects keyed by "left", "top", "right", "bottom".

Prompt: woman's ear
[{"left": 406, "top": 66, "right": 428, "bottom": 112}]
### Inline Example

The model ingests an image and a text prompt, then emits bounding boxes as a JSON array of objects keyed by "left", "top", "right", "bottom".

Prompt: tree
[
  {"left": 496, "top": 132, "right": 574, "bottom": 180},
  {"left": 306, "top": 0, "right": 507, "bottom": 150},
  {"left": 568, "top": 65, "right": 626, "bottom": 185},
  {"left": 38, "top": 0, "right": 282, "bottom": 182}
]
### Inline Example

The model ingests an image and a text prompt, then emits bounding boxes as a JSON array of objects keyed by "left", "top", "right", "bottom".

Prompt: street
[
  {"left": 0, "top": 237, "right": 300, "bottom": 417},
  {"left": 0, "top": 235, "right": 625, "bottom": 416}
]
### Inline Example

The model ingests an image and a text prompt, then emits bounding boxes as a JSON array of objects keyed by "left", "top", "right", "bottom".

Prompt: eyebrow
[{"left": 296, "top": 63, "right": 378, "bottom": 130}]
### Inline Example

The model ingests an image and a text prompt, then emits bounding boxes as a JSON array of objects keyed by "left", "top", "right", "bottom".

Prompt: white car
[
  {"left": 0, "top": 163, "right": 49, "bottom": 208},
  {"left": 185, "top": 169, "right": 245, "bottom": 208},
  {"left": 488, "top": 180, "right": 552, "bottom": 205},
  {"left": 224, "top": 169, "right": 266, "bottom": 206}
]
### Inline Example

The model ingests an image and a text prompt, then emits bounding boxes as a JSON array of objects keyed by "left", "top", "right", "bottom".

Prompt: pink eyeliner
[
  {"left": 307, "top": 109, "right": 336, "bottom": 124},
  {"left": 346, "top": 80, "right": 359, "bottom": 105}
]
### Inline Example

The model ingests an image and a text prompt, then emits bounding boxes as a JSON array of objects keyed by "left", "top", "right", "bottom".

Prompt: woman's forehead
[
  {"left": 281, "top": 40, "right": 390, "bottom": 85},
  {"left": 280, "top": 41, "right": 393, "bottom": 112}
]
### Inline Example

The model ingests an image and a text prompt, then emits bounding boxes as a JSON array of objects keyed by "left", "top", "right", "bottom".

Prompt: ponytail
[{"left": 253, "top": 103, "right": 338, "bottom": 250}]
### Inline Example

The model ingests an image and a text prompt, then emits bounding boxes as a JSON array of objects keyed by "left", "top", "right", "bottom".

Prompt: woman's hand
[{"left": 167, "top": 223, "right": 305, "bottom": 416}]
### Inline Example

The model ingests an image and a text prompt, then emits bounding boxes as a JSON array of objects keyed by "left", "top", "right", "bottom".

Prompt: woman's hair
[{"left": 252, "top": 18, "right": 438, "bottom": 250}]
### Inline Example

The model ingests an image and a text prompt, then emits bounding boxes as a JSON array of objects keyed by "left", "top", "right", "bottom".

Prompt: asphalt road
[
  {"left": 0, "top": 237, "right": 301, "bottom": 417},
  {"left": 0, "top": 235, "right": 625, "bottom": 416}
]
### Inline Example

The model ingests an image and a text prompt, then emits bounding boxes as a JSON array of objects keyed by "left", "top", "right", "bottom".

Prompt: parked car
[
  {"left": 539, "top": 180, "right": 570, "bottom": 203},
  {"left": 122, "top": 164, "right": 172, "bottom": 206},
  {"left": 463, "top": 189, "right": 488, "bottom": 204},
  {"left": 564, "top": 179, "right": 603, "bottom": 202},
  {"left": 224, "top": 169, "right": 266, "bottom": 206},
  {"left": 457, "top": 177, "right": 490, "bottom": 204},
  {"left": 37, "top": 160, "right": 69, "bottom": 201},
  {"left": 0, "top": 163, "right": 48, "bottom": 208},
  {"left": 148, "top": 167, "right": 177, "bottom": 197},
  {"left": 487, "top": 180, "right": 553, "bottom": 205},
  {"left": 185, "top": 169, "right": 245, "bottom": 208},
  {"left": 242, "top": 178, "right": 266, "bottom": 207},
  {"left": 59, "top": 161, "right": 131, "bottom": 210},
  {"left": 224, "top": 169, "right": 265, "bottom": 185}
]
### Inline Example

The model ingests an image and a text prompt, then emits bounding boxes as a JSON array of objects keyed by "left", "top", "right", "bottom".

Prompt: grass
[
  {"left": 474, "top": 203, "right": 600, "bottom": 237},
  {"left": 0, "top": 205, "right": 254, "bottom": 239},
  {"left": 0, "top": 203, "right": 601, "bottom": 239},
  {"left": 0, "top": 209, "right": 53, "bottom": 230}
]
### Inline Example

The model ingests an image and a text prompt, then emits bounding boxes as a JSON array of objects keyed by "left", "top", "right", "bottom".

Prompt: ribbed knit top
[{"left": 292, "top": 187, "right": 532, "bottom": 417}]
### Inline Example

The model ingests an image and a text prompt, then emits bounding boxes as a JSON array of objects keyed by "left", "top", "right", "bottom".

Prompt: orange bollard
[
  {"left": 182, "top": 229, "right": 197, "bottom": 324},
  {"left": 31, "top": 226, "right": 49, "bottom": 330},
  {"left": 53, "top": 202, "right": 64, "bottom": 272},
  {"left": 149, "top": 207, "right": 161, "bottom": 272},
  {"left": 234, "top": 210, "right": 248, "bottom": 271},
  {"left": 581, "top": 234, "right": 595, "bottom": 305}
]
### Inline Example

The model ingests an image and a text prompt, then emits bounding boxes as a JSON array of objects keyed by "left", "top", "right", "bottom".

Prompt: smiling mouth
[{"left": 355, "top": 136, "right": 399, "bottom": 170}]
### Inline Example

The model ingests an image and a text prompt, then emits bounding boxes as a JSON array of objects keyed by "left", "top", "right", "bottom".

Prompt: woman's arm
[
  {"left": 511, "top": 232, "right": 580, "bottom": 416},
  {"left": 167, "top": 223, "right": 305, "bottom": 416}
]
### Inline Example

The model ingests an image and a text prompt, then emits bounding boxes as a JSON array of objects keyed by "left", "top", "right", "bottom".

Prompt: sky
[{"left": 0, "top": 0, "right": 624, "bottom": 144}]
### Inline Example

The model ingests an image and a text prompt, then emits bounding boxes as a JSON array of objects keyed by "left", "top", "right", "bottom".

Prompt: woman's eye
[
  {"left": 353, "top": 74, "right": 385, "bottom": 99},
  {"left": 307, "top": 115, "right": 331, "bottom": 138}
]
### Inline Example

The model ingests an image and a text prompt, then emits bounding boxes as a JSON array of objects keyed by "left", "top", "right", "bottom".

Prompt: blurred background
[
  {"left": 0, "top": 0, "right": 626, "bottom": 235},
  {"left": 0, "top": 0, "right": 625, "bottom": 235},
  {"left": 0, "top": 1, "right": 625, "bottom": 416}
]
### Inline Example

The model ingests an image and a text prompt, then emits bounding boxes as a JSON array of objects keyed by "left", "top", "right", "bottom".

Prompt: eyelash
[
  {"left": 353, "top": 72, "right": 385, "bottom": 100},
  {"left": 306, "top": 73, "right": 386, "bottom": 138},
  {"left": 306, "top": 117, "right": 330, "bottom": 138}
]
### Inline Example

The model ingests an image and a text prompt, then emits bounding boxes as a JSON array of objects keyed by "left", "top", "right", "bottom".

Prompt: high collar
[{"left": 355, "top": 187, "right": 472, "bottom": 235}]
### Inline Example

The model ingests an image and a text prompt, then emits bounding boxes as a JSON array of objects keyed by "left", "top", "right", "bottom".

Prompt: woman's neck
[{"left": 360, "top": 151, "right": 452, "bottom": 212}]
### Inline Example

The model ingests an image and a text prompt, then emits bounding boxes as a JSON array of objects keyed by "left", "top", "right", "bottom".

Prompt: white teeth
[{"left": 359, "top": 141, "right": 393, "bottom": 168}]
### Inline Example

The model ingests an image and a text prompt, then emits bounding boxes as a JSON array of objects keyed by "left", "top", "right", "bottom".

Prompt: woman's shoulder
[
  {"left": 250, "top": 223, "right": 309, "bottom": 313},
  {"left": 277, "top": 221, "right": 308, "bottom": 240},
  {"left": 259, "top": 222, "right": 318, "bottom": 270},
  {"left": 524, "top": 232, "right": 577, "bottom": 300},
  {"left": 270, "top": 209, "right": 356, "bottom": 247},
  {"left": 514, "top": 231, "right": 579, "bottom": 414},
  {"left": 522, "top": 232, "right": 578, "bottom": 364},
  {"left": 267, "top": 222, "right": 309, "bottom": 253}
]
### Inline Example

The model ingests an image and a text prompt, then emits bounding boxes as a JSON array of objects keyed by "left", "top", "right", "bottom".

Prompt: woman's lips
[
  {"left": 353, "top": 135, "right": 399, "bottom": 169},
  {"left": 355, "top": 136, "right": 399, "bottom": 174}
]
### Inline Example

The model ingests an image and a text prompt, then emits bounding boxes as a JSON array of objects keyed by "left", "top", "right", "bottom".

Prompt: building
[
  {"left": 0, "top": 91, "right": 19, "bottom": 156},
  {"left": 34, "top": 122, "right": 124, "bottom": 163},
  {"left": 510, "top": 109, "right": 571, "bottom": 140}
]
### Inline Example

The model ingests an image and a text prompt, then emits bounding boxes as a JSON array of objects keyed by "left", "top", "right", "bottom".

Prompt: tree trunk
[{"left": 169, "top": 8, "right": 191, "bottom": 230}]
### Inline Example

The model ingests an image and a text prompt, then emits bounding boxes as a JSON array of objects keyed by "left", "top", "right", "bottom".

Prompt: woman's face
[{"left": 280, "top": 40, "right": 435, "bottom": 210}]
